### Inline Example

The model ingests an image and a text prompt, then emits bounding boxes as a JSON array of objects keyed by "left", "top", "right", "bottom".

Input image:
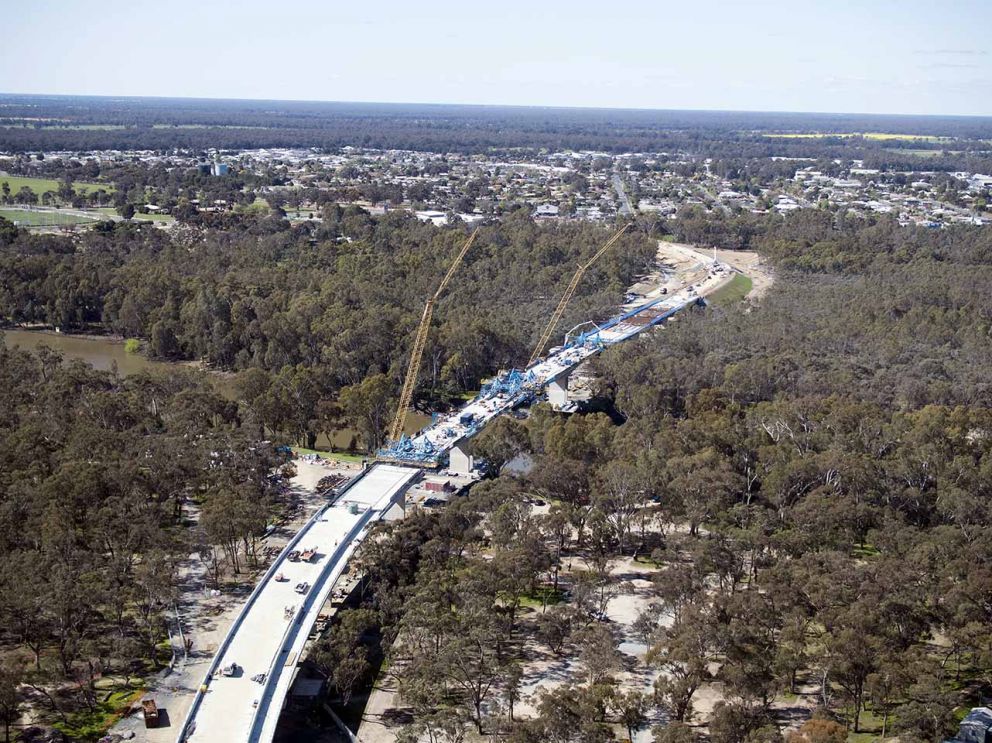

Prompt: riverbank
[
  {"left": 4, "top": 322, "right": 127, "bottom": 342},
  {"left": 2, "top": 326, "right": 239, "bottom": 389}
]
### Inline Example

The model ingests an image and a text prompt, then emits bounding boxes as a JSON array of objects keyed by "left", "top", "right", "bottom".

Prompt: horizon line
[{"left": 2, "top": 91, "right": 991, "bottom": 122}]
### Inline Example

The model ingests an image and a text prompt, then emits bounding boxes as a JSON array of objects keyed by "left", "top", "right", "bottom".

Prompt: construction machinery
[
  {"left": 387, "top": 228, "right": 479, "bottom": 444},
  {"left": 526, "top": 223, "right": 631, "bottom": 367}
]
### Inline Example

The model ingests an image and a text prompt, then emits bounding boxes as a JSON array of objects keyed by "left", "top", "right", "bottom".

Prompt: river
[
  {"left": 3, "top": 328, "right": 189, "bottom": 377},
  {"left": 1, "top": 328, "right": 429, "bottom": 450}
]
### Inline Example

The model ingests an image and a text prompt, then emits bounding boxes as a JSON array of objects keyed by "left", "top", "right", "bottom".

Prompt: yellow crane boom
[
  {"left": 526, "top": 223, "right": 631, "bottom": 367},
  {"left": 388, "top": 228, "right": 479, "bottom": 443}
]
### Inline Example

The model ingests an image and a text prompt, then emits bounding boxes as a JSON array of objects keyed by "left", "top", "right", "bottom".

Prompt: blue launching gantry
[
  {"left": 480, "top": 368, "right": 537, "bottom": 401},
  {"left": 377, "top": 433, "right": 442, "bottom": 466}
]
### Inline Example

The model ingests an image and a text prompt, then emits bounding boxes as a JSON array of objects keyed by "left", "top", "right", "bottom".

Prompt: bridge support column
[
  {"left": 448, "top": 438, "right": 475, "bottom": 477},
  {"left": 547, "top": 369, "right": 572, "bottom": 410}
]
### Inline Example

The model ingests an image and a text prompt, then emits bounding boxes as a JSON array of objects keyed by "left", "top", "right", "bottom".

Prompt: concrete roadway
[
  {"left": 177, "top": 250, "right": 738, "bottom": 743},
  {"left": 408, "top": 255, "right": 734, "bottom": 458},
  {"left": 613, "top": 172, "right": 634, "bottom": 216},
  {"left": 178, "top": 464, "right": 418, "bottom": 743}
]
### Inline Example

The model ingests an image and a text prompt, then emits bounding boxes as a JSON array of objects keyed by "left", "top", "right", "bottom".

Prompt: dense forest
[
  {"left": 0, "top": 209, "right": 654, "bottom": 450},
  {"left": 2, "top": 186, "right": 992, "bottom": 740},
  {"left": 3, "top": 95, "right": 992, "bottom": 171},
  {"left": 0, "top": 344, "right": 286, "bottom": 739}
]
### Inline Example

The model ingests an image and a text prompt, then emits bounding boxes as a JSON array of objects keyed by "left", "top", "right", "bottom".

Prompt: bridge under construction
[{"left": 177, "top": 236, "right": 736, "bottom": 743}]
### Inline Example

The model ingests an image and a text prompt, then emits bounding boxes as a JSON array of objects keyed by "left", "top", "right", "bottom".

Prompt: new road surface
[{"left": 178, "top": 465, "right": 418, "bottom": 743}]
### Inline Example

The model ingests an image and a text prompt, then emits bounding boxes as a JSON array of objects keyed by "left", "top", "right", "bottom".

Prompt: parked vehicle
[{"left": 142, "top": 698, "right": 159, "bottom": 728}]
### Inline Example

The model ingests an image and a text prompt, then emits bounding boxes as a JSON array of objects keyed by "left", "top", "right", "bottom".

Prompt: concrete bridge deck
[{"left": 178, "top": 464, "right": 418, "bottom": 743}]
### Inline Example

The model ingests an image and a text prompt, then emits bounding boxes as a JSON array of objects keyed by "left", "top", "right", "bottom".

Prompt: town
[{"left": 2, "top": 139, "right": 991, "bottom": 232}]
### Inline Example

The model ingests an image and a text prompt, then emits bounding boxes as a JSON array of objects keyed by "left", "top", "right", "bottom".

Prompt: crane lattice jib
[
  {"left": 526, "top": 223, "right": 631, "bottom": 367},
  {"left": 388, "top": 229, "right": 479, "bottom": 444}
]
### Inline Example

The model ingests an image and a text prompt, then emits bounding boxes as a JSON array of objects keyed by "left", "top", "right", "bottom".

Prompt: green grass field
[
  {"left": 0, "top": 208, "right": 97, "bottom": 226},
  {"left": 708, "top": 273, "right": 753, "bottom": 305},
  {"left": 53, "top": 686, "right": 145, "bottom": 741},
  {"left": 887, "top": 147, "right": 950, "bottom": 158},
  {"left": 0, "top": 174, "right": 115, "bottom": 202}
]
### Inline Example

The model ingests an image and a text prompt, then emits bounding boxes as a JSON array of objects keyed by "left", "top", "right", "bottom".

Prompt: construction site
[{"left": 165, "top": 226, "right": 742, "bottom": 743}]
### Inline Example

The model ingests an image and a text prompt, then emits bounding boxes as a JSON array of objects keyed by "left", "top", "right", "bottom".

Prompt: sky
[{"left": 3, "top": 0, "right": 991, "bottom": 116}]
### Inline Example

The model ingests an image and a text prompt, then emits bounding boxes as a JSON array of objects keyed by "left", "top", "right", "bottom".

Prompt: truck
[{"left": 142, "top": 698, "right": 159, "bottom": 728}]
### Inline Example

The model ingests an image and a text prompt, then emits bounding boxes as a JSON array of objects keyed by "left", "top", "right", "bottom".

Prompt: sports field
[
  {"left": 0, "top": 208, "right": 97, "bottom": 226},
  {"left": 0, "top": 175, "right": 115, "bottom": 202},
  {"left": 94, "top": 207, "right": 174, "bottom": 223}
]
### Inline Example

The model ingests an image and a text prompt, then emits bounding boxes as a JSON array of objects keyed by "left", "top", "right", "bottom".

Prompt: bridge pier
[
  {"left": 448, "top": 437, "right": 475, "bottom": 477},
  {"left": 547, "top": 368, "right": 572, "bottom": 410}
]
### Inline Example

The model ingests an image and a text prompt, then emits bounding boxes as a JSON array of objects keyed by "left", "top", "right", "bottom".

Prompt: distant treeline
[{"left": 2, "top": 95, "right": 992, "bottom": 169}]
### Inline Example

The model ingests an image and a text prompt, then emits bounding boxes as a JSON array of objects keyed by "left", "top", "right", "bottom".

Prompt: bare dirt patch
[{"left": 656, "top": 241, "right": 774, "bottom": 301}]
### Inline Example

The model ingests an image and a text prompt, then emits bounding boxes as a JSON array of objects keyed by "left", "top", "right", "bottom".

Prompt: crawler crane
[
  {"left": 526, "top": 223, "right": 631, "bottom": 367},
  {"left": 386, "top": 228, "right": 479, "bottom": 444}
]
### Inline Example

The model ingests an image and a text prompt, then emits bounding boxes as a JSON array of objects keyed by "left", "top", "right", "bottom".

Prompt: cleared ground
[
  {"left": 110, "top": 458, "right": 360, "bottom": 743},
  {"left": 181, "top": 464, "right": 417, "bottom": 743},
  {"left": 656, "top": 242, "right": 773, "bottom": 301},
  {"left": 357, "top": 243, "right": 751, "bottom": 742}
]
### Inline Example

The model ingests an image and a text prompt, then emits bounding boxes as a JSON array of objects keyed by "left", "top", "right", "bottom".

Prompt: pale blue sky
[{"left": 3, "top": 0, "right": 990, "bottom": 115}]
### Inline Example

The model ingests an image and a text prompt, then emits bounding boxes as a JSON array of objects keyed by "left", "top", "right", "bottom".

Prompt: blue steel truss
[{"left": 377, "top": 292, "right": 702, "bottom": 466}]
